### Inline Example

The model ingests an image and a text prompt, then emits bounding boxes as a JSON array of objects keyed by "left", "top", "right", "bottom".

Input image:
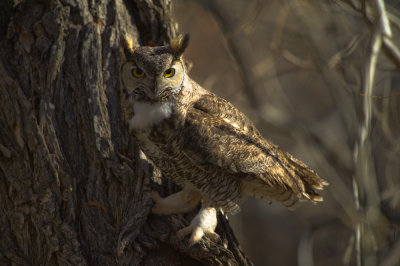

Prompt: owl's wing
[{"left": 181, "top": 93, "right": 327, "bottom": 204}]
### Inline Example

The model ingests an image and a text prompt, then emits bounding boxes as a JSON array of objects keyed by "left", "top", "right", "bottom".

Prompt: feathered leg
[
  {"left": 149, "top": 185, "right": 202, "bottom": 214},
  {"left": 176, "top": 199, "right": 219, "bottom": 246}
]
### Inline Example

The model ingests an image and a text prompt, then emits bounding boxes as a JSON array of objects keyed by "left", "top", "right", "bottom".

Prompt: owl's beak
[
  {"left": 155, "top": 86, "right": 165, "bottom": 97},
  {"left": 150, "top": 80, "right": 169, "bottom": 101},
  {"left": 156, "top": 87, "right": 172, "bottom": 101},
  {"left": 143, "top": 80, "right": 157, "bottom": 100}
]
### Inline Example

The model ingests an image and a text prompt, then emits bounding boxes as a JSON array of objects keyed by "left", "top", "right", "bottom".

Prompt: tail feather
[
  {"left": 285, "top": 153, "right": 328, "bottom": 203},
  {"left": 246, "top": 151, "right": 328, "bottom": 207},
  {"left": 243, "top": 146, "right": 328, "bottom": 208}
]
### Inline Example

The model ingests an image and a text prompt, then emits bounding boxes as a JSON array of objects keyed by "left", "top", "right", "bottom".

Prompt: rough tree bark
[{"left": 0, "top": 0, "right": 252, "bottom": 265}]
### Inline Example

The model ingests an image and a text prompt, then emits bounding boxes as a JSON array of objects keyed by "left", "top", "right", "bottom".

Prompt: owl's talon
[
  {"left": 188, "top": 227, "right": 205, "bottom": 246},
  {"left": 205, "top": 231, "right": 220, "bottom": 242},
  {"left": 147, "top": 191, "right": 165, "bottom": 214},
  {"left": 176, "top": 226, "right": 192, "bottom": 240},
  {"left": 177, "top": 206, "right": 218, "bottom": 246},
  {"left": 152, "top": 205, "right": 163, "bottom": 214},
  {"left": 149, "top": 191, "right": 162, "bottom": 202}
]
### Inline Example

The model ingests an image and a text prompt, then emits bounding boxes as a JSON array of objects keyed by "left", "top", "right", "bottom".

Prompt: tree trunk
[{"left": 0, "top": 0, "right": 251, "bottom": 265}]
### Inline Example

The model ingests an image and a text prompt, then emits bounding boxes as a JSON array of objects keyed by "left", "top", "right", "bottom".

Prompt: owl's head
[{"left": 121, "top": 34, "right": 190, "bottom": 103}]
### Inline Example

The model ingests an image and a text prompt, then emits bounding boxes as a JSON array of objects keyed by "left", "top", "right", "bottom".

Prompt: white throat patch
[{"left": 128, "top": 101, "right": 173, "bottom": 130}]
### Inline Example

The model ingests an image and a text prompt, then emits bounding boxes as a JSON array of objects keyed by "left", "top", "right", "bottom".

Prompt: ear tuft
[
  {"left": 170, "top": 34, "right": 190, "bottom": 57},
  {"left": 121, "top": 34, "right": 135, "bottom": 59}
]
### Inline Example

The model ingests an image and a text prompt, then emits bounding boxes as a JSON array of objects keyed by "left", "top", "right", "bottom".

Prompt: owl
[{"left": 121, "top": 34, "right": 328, "bottom": 245}]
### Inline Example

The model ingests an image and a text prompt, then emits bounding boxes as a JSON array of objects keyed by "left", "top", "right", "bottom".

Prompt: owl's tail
[
  {"left": 244, "top": 149, "right": 328, "bottom": 208},
  {"left": 276, "top": 151, "right": 329, "bottom": 207}
]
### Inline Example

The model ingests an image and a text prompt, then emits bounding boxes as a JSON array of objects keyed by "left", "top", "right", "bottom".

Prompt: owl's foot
[
  {"left": 149, "top": 187, "right": 202, "bottom": 215},
  {"left": 176, "top": 204, "right": 219, "bottom": 246}
]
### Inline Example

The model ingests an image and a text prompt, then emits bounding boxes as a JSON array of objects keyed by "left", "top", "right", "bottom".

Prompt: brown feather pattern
[
  {"left": 122, "top": 41, "right": 328, "bottom": 214},
  {"left": 129, "top": 79, "right": 327, "bottom": 213}
]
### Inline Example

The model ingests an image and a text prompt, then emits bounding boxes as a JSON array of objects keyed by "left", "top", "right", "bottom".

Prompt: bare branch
[{"left": 375, "top": 0, "right": 392, "bottom": 37}]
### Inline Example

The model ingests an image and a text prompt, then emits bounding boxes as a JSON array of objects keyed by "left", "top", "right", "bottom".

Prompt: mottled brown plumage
[{"left": 121, "top": 34, "right": 328, "bottom": 245}]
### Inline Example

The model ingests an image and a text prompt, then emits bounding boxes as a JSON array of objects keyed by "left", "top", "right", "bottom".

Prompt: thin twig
[
  {"left": 195, "top": 0, "right": 260, "bottom": 109},
  {"left": 375, "top": 0, "right": 392, "bottom": 37},
  {"left": 338, "top": 0, "right": 400, "bottom": 70},
  {"left": 382, "top": 37, "right": 400, "bottom": 69},
  {"left": 297, "top": 231, "right": 314, "bottom": 266},
  {"left": 353, "top": 0, "right": 393, "bottom": 265}
]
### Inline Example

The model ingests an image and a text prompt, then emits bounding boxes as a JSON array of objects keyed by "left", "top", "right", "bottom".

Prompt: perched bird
[{"left": 121, "top": 34, "right": 328, "bottom": 245}]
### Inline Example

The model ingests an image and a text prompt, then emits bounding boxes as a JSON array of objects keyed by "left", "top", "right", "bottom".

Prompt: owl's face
[{"left": 121, "top": 46, "right": 186, "bottom": 103}]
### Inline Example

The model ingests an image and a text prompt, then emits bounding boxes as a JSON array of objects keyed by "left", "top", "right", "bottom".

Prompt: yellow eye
[
  {"left": 164, "top": 68, "right": 175, "bottom": 78},
  {"left": 132, "top": 67, "right": 145, "bottom": 78}
]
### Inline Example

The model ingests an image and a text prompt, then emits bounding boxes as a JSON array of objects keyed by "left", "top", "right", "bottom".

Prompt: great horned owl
[{"left": 121, "top": 34, "right": 328, "bottom": 245}]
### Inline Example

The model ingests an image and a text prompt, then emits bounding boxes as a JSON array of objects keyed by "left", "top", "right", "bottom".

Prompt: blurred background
[{"left": 173, "top": 1, "right": 400, "bottom": 265}]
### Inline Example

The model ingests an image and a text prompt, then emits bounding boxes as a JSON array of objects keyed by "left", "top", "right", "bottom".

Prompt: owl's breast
[
  {"left": 130, "top": 103, "right": 183, "bottom": 165},
  {"left": 132, "top": 120, "right": 188, "bottom": 186},
  {"left": 128, "top": 101, "right": 174, "bottom": 131}
]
